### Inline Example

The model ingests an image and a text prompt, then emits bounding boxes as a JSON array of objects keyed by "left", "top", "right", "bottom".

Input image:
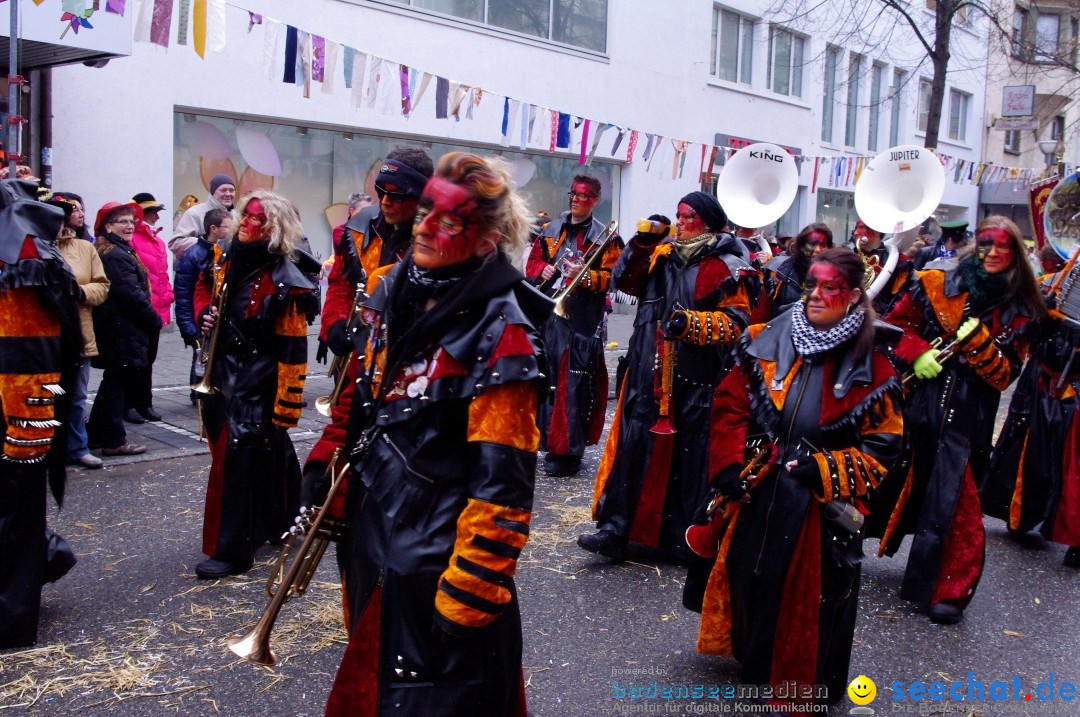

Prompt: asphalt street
[{"left": 1, "top": 312, "right": 1077, "bottom": 717}]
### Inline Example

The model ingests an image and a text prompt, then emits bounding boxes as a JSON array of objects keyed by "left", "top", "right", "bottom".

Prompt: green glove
[
  {"left": 956, "top": 317, "right": 981, "bottom": 342},
  {"left": 913, "top": 349, "right": 944, "bottom": 380}
]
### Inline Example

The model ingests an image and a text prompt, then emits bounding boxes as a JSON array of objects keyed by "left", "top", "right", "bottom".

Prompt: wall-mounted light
[
  {"left": 182, "top": 113, "right": 197, "bottom": 123},
  {"left": 296, "top": 126, "right": 308, "bottom": 137},
  {"left": 343, "top": 132, "right": 354, "bottom": 141}
]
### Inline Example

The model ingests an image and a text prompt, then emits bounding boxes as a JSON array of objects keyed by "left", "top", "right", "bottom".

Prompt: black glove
[
  {"left": 315, "top": 339, "right": 329, "bottom": 365},
  {"left": 787, "top": 459, "right": 822, "bottom": 491},
  {"left": 300, "top": 460, "right": 329, "bottom": 509},
  {"left": 326, "top": 320, "right": 352, "bottom": 357},
  {"left": 182, "top": 333, "right": 198, "bottom": 349},
  {"left": 712, "top": 464, "right": 745, "bottom": 501},
  {"left": 664, "top": 310, "right": 688, "bottom": 340}
]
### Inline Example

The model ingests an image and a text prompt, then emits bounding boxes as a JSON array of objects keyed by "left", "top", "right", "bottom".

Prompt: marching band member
[
  {"left": 982, "top": 261, "right": 1080, "bottom": 567},
  {"left": 876, "top": 216, "right": 1046, "bottom": 623},
  {"left": 853, "top": 218, "right": 912, "bottom": 316},
  {"left": 692, "top": 248, "right": 903, "bottom": 708},
  {"left": 318, "top": 153, "right": 549, "bottom": 716},
  {"left": 193, "top": 191, "right": 319, "bottom": 579},
  {"left": 579, "top": 192, "right": 756, "bottom": 562},
  {"left": 525, "top": 175, "right": 623, "bottom": 477},
  {"left": 760, "top": 223, "right": 833, "bottom": 318},
  {"left": 317, "top": 147, "right": 433, "bottom": 364},
  {"left": 0, "top": 180, "right": 81, "bottom": 647}
]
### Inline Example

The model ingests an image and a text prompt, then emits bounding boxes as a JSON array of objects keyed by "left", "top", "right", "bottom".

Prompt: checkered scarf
[{"left": 789, "top": 302, "right": 866, "bottom": 358}]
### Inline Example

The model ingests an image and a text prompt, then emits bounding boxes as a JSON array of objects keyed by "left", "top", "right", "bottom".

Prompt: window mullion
[{"left": 549, "top": 0, "right": 555, "bottom": 40}]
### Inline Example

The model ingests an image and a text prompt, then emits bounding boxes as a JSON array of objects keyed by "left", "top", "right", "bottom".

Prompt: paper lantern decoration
[
  {"left": 239, "top": 167, "right": 275, "bottom": 194},
  {"left": 509, "top": 158, "right": 537, "bottom": 188},
  {"left": 325, "top": 203, "right": 350, "bottom": 233},
  {"left": 236, "top": 127, "right": 283, "bottom": 177},
  {"left": 199, "top": 158, "right": 237, "bottom": 192},
  {"left": 188, "top": 121, "right": 233, "bottom": 160}
]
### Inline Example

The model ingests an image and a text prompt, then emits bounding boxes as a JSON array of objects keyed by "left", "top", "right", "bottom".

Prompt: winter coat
[
  {"left": 57, "top": 230, "right": 110, "bottom": 357},
  {"left": 174, "top": 235, "right": 218, "bottom": 341},
  {"left": 170, "top": 194, "right": 230, "bottom": 259},
  {"left": 91, "top": 234, "right": 162, "bottom": 370},
  {"left": 131, "top": 221, "right": 174, "bottom": 325}
]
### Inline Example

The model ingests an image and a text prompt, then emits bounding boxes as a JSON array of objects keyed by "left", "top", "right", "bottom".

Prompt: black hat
[
  {"left": 132, "top": 192, "right": 165, "bottom": 213},
  {"left": 940, "top": 220, "right": 968, "bottom": 244},
  {"left": 209, "top": 174, "right": 236, "bottom": 195},
  {"left": 679, "top": 191, "right": 726, "bottom": 233}
]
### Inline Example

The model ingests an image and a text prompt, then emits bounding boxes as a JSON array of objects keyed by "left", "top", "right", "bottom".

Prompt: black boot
[
  {"left": 123, "top": 408, "right": 145, "bottom": 424},
  {"left": 1065, "top": 546, "right": 1080, "bottom": 568},
  {"left": 577, "top": 530, "right": 627, "bottom": 561},
  {"left": 929, "top": 602, "right": 964, "bottom": 625}
]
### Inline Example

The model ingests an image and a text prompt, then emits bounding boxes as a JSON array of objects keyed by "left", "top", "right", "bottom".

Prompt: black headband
[{"left": 375, "top": 160, "right": 429, "bottom": 199}]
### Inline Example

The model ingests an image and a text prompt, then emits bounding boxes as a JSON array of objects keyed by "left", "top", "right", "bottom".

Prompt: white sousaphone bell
[
  {"left": 855, "top": 144, "right": 945, "bottom": 235},
  {"left": 715, "top": 142, "right": 800, "bottom": 231},
  {"left": 855, "top": 145, "right": 946, "bottom": 299}
]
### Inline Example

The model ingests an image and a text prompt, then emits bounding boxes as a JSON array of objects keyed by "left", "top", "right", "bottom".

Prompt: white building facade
[{"left": 49, "top": 0, "right": 988, "bottom": 263}]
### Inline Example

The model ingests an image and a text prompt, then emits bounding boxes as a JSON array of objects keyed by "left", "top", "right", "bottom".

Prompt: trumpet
[
  {"left": 900, "top": 335, "right": 957, "bottom": 385},
  {"left": 551, "top": 220, "right": 618, "bottom": 319},
  {"left": 229, "top": 449, "right": 349, "bottom": 666},
  {"left": 315, "top": 283, "right": 366, "bottom": 417},
  {"left": 192, "top": 266, "right": 228, "bottom": 395}
]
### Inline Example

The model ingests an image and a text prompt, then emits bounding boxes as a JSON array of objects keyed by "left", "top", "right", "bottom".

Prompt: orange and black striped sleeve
[
  {"left": 0, "top": 287, "right": 62, "bottom": 463},
  {"left": 582, "top": 235, "right": 623, "bottom": 294},
  {"left": 273, "top": 301, "right": 309, "bottom": 427},
  {"left": 955, "top": 320, "right": 1027, "bottom": 392},
  {"left": 434, "top": 379, "right": 539, "bottom": 635}
]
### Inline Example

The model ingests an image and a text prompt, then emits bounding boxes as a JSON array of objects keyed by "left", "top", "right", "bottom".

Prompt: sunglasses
[
  {"left": 567, "top": 191, "right": 597, "bottom": 201},
  {"left": 375, "top": 184, "right": 414, "bottom": 203}
]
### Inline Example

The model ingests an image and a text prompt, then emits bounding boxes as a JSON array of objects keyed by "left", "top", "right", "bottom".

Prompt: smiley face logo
[{"left": 847, "top": 675, "right": 876, "bottom": 705}]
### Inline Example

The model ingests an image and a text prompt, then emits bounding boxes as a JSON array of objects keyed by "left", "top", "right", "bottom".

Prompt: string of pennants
[{"left": 102, "top": 0, "right": 1074, "bottom": 190}]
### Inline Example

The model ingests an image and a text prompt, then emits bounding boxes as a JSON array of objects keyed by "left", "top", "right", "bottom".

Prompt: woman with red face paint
[
  {"left": 312, "top": 153, "right": 548, "bottom": 717},
  {"left": 982, "top": 256, "right": 1080, "bottom": 568},
  {"left": 760, "top": 223, "right": 834, "bottom": 318},
  {"left": 579, "top": 191, "right": 757, "bottom": 563},
  {"left": 693, "top": 248, "right": 903, "bottom": 710},
  {"left": 192, "top": 191, "right": 320, "bottom": 579},
  {"left": 876, "top": 216, "right": 1046, "bottom": 624}
]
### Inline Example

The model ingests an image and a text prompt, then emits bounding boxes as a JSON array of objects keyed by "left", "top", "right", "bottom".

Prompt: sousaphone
[
  {"left": 716, "top": 143, "right": 799, "bottom": 254},
  {"left": 855, "top": 145, "right": 946, "bottom": 299}
]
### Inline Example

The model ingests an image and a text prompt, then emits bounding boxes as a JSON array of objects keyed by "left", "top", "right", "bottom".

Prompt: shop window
[
  {"left": 767, "top": 25, "right": 805, "bottom": 97},
  {"left": 712, "top": 7, "right": 754, "bottom": 85}
]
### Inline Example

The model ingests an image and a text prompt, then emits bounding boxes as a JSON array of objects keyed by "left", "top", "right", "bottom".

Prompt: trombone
[
  {"left": 315, "top": 283, "right": 366, "bottom": 417},
  {"left": 551, "top": 220, "right": 618, "bottom": 319},
  {"left": 228, "top": 449, "right": 349, "bottom": 666}
]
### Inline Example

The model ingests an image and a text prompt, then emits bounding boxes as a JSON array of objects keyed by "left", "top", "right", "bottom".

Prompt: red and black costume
[
  {"left": 194, "top": 242, "right": 319, "bottom": 570},
  {"left": 693, "top": 310, "right": 903, "bottom": 707},
  {"left": 524, "top": 212, "right": 622, "bottom": 471},
  {"left": 315, "top": 252, "right": 550, "bottom": 716},
  {"left": 876, "top": 267, "right": 1034, "bottom": 611},
  {"left": 982, "top": 273, "right": 1080, "bottom": 562},
  {"left": 0, "top": 180, "right": 81, "bottom": 647},
  {"left": 862, "top": 246, "right": 912, "bottom": 317},
  {"left": 590, "top": 226, "right": 755, "bottom": 560}
]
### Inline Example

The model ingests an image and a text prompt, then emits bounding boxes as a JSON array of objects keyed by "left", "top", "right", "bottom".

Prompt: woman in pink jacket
[{"left": 127, "top": 193, "right": 174, "bottom": 423}]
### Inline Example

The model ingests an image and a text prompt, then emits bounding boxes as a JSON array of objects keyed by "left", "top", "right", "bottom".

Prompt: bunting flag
[
  {"left": 450, "top": 84, "right": 469, "bottom": 120},
  {"left": 556, "top": 113, "right": 571, "bottom": 149},
  {"left": 322, "top": 40, "right": 339, "bottom": 94},
  {"left": 610, "top": 128, "right": 625, "bottom": 155},
  {"left": 466, "top": 87, "right": 482, "bottom": 120},
  {"left": 312, "top": 36, "right": 326, "bottom": 83},
  {"left": 192, "top": 0, "right": 226, "bottom": 58},
  {"left": 642, "top": 133, "right": 657, "bottom": 162},
  {"left": 549, "top": 110, "right": 559, "bottom": 152},
  {"left": 399, "top": 64, "right": 411, "bottom": 115},
  {"left": 134, "top": 0, "right": 172, "bottom": 47},
  {"left": 705, "top": 145, "right": 719, "bottom": 184},
  {"left": 262, "top": 20, "right": 280, "bottom": 79},
  {"left": 519, "top": 102, "right": 530, "bottom": 150},
  {"left": 297, "top": 31, "right": 310, "bottom": 95},
  {"left": 106, "top": 0, "right": 126, "bottom": 15},
  {"left": 343, "top": 46, "right": 355, "bottom": 88},
  {"left": 435, "top": 76, "right": 450, "bottom": 119},
  {"left": 350, "top": 51, "right": 368, "bottom": 106},
  {"left": 412, "top": 72, "right": 434, "bottom": 110},
  {"left": 578, "top": 120, "right": 591, "bottom": 165},
  {"left": 283, "top": 26, "right": 298, "bottom": 84},
  {"left": 248, "top": 12, "right": 262, "bottom": 33},
  {"left": 625, "top": 130, "right": 639, "bottom": 163},
  {"left": 586, "top": 122, "right": 610, "bottom": 166},
  {"left": 364, "top": 56, "right": 384, "bottom": 109},
  {"left": 810, "top": 157, "right": 821, "bottom": 193},
  {"left": 176, "top": 0, "right": 191, "bottom": 45}
]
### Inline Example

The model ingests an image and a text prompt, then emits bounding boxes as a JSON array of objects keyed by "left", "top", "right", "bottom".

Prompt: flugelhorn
[
  {"left": 315, "top": 283, "right": 365, "bottom": 417},
  {"left": 551, "top": 220, "right": 618, "bottom": 320},
  {"left": 192, "top": 266, "right": 228, "bottom": 395},
  {"left": 228, "top": 449, "right": 349, "bottom": 666}
]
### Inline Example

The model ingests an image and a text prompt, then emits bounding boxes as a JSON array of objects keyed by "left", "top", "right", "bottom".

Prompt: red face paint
[
  {"left": 801, "top": 231, "right": 830, "bottom": 257},
  {"left": 378, "top": 181, "right": 420, "bottom": 226},
  {"left": 853, "top": 220, "right": 881, "bottom": 250},
  {"left": 412, "top": 177, "right": 489, "bottom": 269},
  {"left": 568, "top": 181, "right": 599, "bottom": 221},
  {"left": 803, "top": 262, "right": 855, "bottom": 329},
  {"left": 237, "top": 198, "right": 269, "bottom": 243},
  {"left": 975, "top": 227, "right": 1014, "bottom": 274},
  {"left": 675, "top": 202, "right": 705, "bottom": 240}
]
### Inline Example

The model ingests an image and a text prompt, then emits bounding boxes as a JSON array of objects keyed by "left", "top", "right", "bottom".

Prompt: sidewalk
[{"left": 83, "top": 312, "right": 637, "bottom": 468}]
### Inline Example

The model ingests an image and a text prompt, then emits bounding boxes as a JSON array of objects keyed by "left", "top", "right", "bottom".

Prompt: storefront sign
[
  {"left": 1001, "top": 85, "right": 1035, "bottom": 117},
  {"left": 0, "top": 2, "right": 132, "bottom": 59},
  {"left": 995, "top": 118, "right": 1038, "bottom": 131}
]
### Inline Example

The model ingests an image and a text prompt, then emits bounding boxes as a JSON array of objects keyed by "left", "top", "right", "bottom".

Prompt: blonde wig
[{"left": 234, "top": 190, "right": 304, "bottom": 258}]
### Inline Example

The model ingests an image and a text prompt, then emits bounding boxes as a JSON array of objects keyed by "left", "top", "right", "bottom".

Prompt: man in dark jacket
[{"left": 174, "top": 208, "right": 232, "bottom": 403}]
